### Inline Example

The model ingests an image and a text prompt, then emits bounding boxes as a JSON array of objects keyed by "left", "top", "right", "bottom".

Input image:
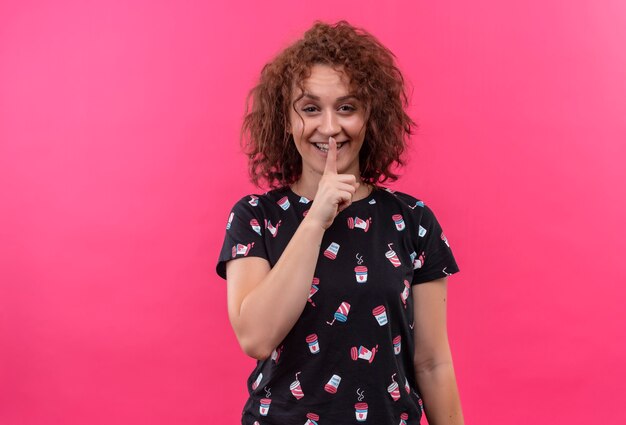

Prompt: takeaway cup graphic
[
  {"left": 441, "top": 232, "right": 450, "bottom": 247},
  {"left": 248, "top": 195, "right": 259, "bottom": 206},
  {"left": 306, "top": 334, "right": 320, "bottom": 354},
  {"left": 393, "top": 335, "right": 401, "bottom": 355},
  {"left": 355, "top": 403, "right": 369, "bottom": 421},
  {"left": 399, "top": 412, "right": 409, "bottom": 425},
  {"left": 327, "top": 302, "right": 351, "bottom": 325},
  {"left": 351, "top": 345, "right": 378, "bottom": 363},
  {"left": 354, "top": 265, "right": 368, "bottom": 283},
  {"left": 404, "top": 377, "right": 411, "bottom": 394},
  {"left": 413, "top": 252, "right": 425, "bottom": 270},
  {"left": 308, "top": 277, "right": 319, "bottom": 307},
  {"left": 271, "top": 345, "right": 283, "bottom": 363},
  {"left": 324, "top": 374, "right": 341, "bottom": 394},
  {"left": 372, "top": 305, "right": 388, "bottom": 326},
  {"left": 290, "top": 372, "right": 304, "bottom": 399},
  {"left": 401, "top": 280, "right": 410, "bottom": 308},
  {"left": 259, "top": 398, "right": 272, "bottom": 416},
  {"left": 250, "top": 219, "right": 261, "bottom": 235},
  {"left": 388, "top": 374, "right": 401, "bottom": 401},
  {"left": 226, "top": 212, "right": 234, "bottom": 230},
  {"left": 304, "top": 413, "right": 319, "bottom": 425},
  {"left": 324, "top": 242, "right": 340, "bottom": 260},
  {"left": 251, "top": 372, "right": 263, "bottom": 390},
  {"left": 232, "top": 242, "right": 254, "bottom": 258},
  {"left": 418, "top": 224, "right": 427, "bottom": 237},
  {"left": 277, "top": 196, "right": 291, "bottom": 210},
  {"left": 385, "top": 243, "right": 401, "bottom": 267},
  {"left": 347, "top": 216, "right": 371, "bottom": 232},
  {"left": 299, "top": 196, "right": 311, "bottom": 204},
  {"left": 392, "top": 214, "right": 406, "bottom": 231}
]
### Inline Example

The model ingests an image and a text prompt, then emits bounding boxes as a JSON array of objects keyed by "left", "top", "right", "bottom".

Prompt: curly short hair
[{"left": 241, "top": 20, "right": 415, "bottom": 188}]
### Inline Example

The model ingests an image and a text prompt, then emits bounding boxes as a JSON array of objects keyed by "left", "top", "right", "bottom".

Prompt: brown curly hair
[{"left": 241, "top": 20, "right": 416, "bottom": 188}]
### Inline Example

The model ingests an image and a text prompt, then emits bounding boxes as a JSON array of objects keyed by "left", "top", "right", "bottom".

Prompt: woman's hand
[{"left": 305, "top": 137, "right": 360, "bottom": 230}]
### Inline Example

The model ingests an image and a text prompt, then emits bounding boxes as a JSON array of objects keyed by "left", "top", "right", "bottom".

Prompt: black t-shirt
[{"left": 217, "top": 186, "right": 459, "bottom": 425}]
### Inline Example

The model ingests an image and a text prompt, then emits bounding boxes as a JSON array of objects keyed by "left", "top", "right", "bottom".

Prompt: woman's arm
[
  {"left": 412, "top": 277, "right": 464, "bottom": 425},
  {"left": 226, "top": 138, "right": 358, "bottom": 360}
]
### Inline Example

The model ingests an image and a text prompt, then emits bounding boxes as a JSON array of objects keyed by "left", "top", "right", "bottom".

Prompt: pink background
[{"left": 1, "top": 0, "right": 625, "bottom": 424}]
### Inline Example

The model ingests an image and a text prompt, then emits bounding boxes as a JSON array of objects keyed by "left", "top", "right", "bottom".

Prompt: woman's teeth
[{"left": 315, "top": 142, "right": 344, "bottom": 152}]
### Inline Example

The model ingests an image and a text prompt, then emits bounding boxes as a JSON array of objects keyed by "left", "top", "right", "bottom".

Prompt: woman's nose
[{"left": 318, "top": 110, "right": 340, "bottom": 136}]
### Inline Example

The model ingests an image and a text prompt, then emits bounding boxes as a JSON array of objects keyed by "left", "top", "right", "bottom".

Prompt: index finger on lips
[{"left": 323, "top": 136, "right": 338, "bottom": 175}]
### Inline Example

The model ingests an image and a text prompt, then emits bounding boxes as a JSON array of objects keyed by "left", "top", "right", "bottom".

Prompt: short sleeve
[
  {"left": 411, "top": 204, "right": 460, "bottom": 285},
  {"left": 215, "top": 196, "right": 269, "bottom": 280}
]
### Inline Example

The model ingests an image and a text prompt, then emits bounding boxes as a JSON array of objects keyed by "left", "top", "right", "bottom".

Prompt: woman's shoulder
[{"left": 374, "top": 186, "right": 426, "bottom": 210}]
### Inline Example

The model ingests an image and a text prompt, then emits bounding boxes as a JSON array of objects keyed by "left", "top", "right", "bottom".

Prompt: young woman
[{"left": 217, "top": 21, "right": 464, "bottom": 425}]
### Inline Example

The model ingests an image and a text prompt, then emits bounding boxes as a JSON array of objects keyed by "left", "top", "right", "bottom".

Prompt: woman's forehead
[{"left": 291, "top": 64, "right": 355, "bottom": 99}]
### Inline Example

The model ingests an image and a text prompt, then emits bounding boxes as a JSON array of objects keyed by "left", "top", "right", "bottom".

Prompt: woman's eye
[
  {"left": 338, "top": 104, "right": 356, "bottom": 112},
  {"left": 302, "top": 106, "right": 318, "bottom": 113}
]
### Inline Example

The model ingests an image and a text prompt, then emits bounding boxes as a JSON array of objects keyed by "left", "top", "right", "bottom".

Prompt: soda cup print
[
  {"left": 324, "top": 242, "right": 340, "bottom": 260},
  {"left": 226, "top": 212, "right": 234, "bottom": 230},
  {"left": 385, "top": 243, "right": 401, "bottom": 267},
  {"left": 259, "top": 398, "right": 272, "bottom": 416},
  {"left": 355, "top": 403, "right": 369, "bottom": 421},
  {"left": 277, "top": 196, "right": 290, "bottom": 210},
  {"left": 327, "top": 302, "right": 351, "bottom": 325},
  {"left": 250, "top": 219, "right": 261, "bottom": 235},
  {"left": 404, "top": 377, "right": 411, "bottom": 394},
  {"left": 248, "top": 195, "right": 259, "bottom": 206},
  {"left": 393, "top": 335, "right": 401, "bottom": 355},
  {"left": 304, "top": 413, "right": 319, "bottom": 425},
  {"left": 290, "top": 372, "right": 304, "bottom": 400},
  {"left": 418, "top": 224, "right": 427, "bottom": 237},
  {"left": 387, "top": 374, "right": 401, "bottom": 401},
  {"left": 306, "top": 334, "right": 320, "bottom": 354},
  {"left": 308, "top": 277, "right": 319, "bottom": 306},
  {"left": 324, "top": 374, "right": 341, "bottom": 394},
  {"left": 299, "top": 196, "right": 311, "bottom": 204},
  {"left": 251, "top": 372, "right": 263, "bottom": 390},
  {"left": 372, "top": 305, "right": 388, "bottom": 326},
  {"left": 399, "top": 412, "right": 409, "bottom": 425},
  {"left": 354, "top": 265, "right": 368, "bottom": 283},
  {"left": 351, "top": 345, "right": 378, "bottom": 363},
  {"left": 392, "top": 214, "right": 406, "bottom": 231}
]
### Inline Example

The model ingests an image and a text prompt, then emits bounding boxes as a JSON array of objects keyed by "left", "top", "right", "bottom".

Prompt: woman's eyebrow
[{"left": 301, "top": 93, "right": 358, "bottom": 101}]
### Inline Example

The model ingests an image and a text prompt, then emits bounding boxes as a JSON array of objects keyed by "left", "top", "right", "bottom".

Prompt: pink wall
[{"left": 1, "top": 0, "right": 625, "bottom": 424}]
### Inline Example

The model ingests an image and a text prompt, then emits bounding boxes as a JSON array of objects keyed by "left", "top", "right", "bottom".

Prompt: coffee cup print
[
  {"left": 254, "top": 422, "right": 259, "bottom": 425},
  {"left": 354, "top": 265, "right": 368, "bottom": 283},
  {"left": 400, "top": 280, "right": 410, "bottom": 308},
  {"left": 387, "top": 374, "right": 401, "bottom": 401},
  {"left": 413, "top": 251, "right": 425, "bottom": 270},
  {"left": 399, "top": 412, "right": 409, "bottom": 425},
  {"left": 347, "top": 216, "right": 371, "bottom": 232},
  {"left": 327, "top": 302, "right": 350, "bottom": 325},
  {"left": 277, "top": 196, "right": 290, "bottom": 210},
  {"left": 324, "top": 242, "right": 340, "bottom": 260},
  {"left": 350, "top": 345, "right": 378, "bottom": 363},
  {"left": 372, "top": 305, "right": 388, "bottom": 326},
  {"left": 259, "top": 398, "right": 272, "bottom": 416},
  {"left": 290, "top": 372, "right": 304, "bottom": 400},
  {"left": 250, "top": 218, "right": 262, "bottom": 235},
  {"left": 441, "top": 232, "right": 450, "bottom": 247},
  {"left": 299, "top": 196, "right": 311, "bottom": 204},
  {"left": 404, "top": 377, "right": 411, "bottom": 394},
  {"left": 271, "top": 345, "right": 283, "bottom": 363},
  {"left": 251, "top": 372, "right": 263, "bottom": 390},
  {"left": 232, "top": 242, "right": 254, "bottom": 258},
  {"left": 355, "top": 403, "right": 369, "bottom": 422},
  {"left": 226, "top": 212, "right": 234, "bottom": 230},
  {"left": 307, "top": 277, "right": 319, "bottom": 307},
  {"left": 393, "top": 335, "right": 401, "bottom": 355},
  {"left": 385, "top": 243, "right": 401, "bottom": 267},
  {"left": 305, "top": 413, "right": 319, "bottom": 425},
  {"left": 418, "top": 224, "right": 427, "bottom": 237},
  {"left": 306, "top": 334, "right": 320, "bottom": 354},
  {"left": 324, "top": 374, "right": 341, "bottom": 394},
  {"left": 392, "top": 214, "right": 406, "bottom": 231},
  {"left": 248, "top": 195, "right": 259, "bottom": 206}
]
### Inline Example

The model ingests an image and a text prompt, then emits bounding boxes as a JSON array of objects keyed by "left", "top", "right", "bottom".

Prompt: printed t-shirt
[{"left": 216, "top": 186, "right": 460, "bottom": 424}]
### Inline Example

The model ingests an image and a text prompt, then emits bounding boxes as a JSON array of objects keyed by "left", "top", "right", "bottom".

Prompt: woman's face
[{"left": 289, "top": 64, "right": 367, "bottom": 178}]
